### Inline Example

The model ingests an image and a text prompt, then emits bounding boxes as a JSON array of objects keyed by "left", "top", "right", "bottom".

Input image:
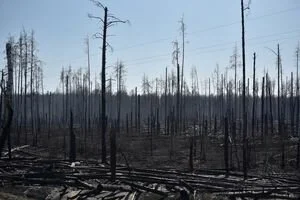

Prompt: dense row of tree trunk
[{"left": 1, "top": 1, "right": 300, "bottom": 179}]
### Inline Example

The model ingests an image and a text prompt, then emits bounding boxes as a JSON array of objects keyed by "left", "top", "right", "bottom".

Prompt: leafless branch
[
  {"left": 93, "top": 33, "right": 103, "bottom": 39},
  {"left": 265, "top": 47, "right": 277, "bottom": 56},
  {"left": 89, "top": 0, "right": 105, "bottom": 10},
  {"left": 88, "top": 13, "right": 104, "bottom": 24}
]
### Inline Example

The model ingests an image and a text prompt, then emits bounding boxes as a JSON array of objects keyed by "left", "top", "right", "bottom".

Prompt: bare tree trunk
[
  {"left": 48, "top": 92, "right": 51, "bottom": 139},
  {"left": 189, "top": 136, "right": 193, "bottom": 172},
  {"left": 296, "top": 44, "right": 300, "bottom": 169},
  {"left": 240, "top": 0, "right": 247, "bottom": 179},
  {"left": 177, "top": 63, "right": 180, "bottom": 135},
  {"left": 87, "top": 36, "right": 91, "bottom": 137},
  {"left": 261, "top": 77, "right": 265, "bottom": 143},
  {"left": 135, "top": 87, "right": 137, "bottom": 130},
  {"left": 165, "top": 67, "right": 167, "bottom": 135},
  {"left": 17, "top": 36, "right": 23, "bottom": 145},
  {"left": 267, "top": 74, "right": 274, "bottom": 136},
  {"left": 24, "top": 33, "right": 28, "bottom": 144},
  {"left": 277, "top": 44, "right": 285, "bottom": 169},
  {"left": 0, "top": 43, "right": 14, "bottom": 158},
  {"left": 251, "top": 53, "right": 256, "bottom": 138},
  {"left": 224, "top": 117, "right": 229, "bottom": 176},
  {"left": 180, "top": 19, "right": 185, "bottom": 135},
  {"left": 101, "top": 7, "right": 108, "bottom": 163},
  {"left": 30, "top": 31, "right": 35, "bottom": 146},
  {"left": 64, "top": 75, "right": 69, "bottom": 160},
  {"left": 138, "top": 95, "right": 140, "bottom": 134},
  {"left": 110, "top": 122, "right": 116, "bottom": 181},
  {"left": 69, "top": 110, "right": 76, "bottom": 162},
  {"left": 290, "top": 72, "right": 294, "bottom": 136}
]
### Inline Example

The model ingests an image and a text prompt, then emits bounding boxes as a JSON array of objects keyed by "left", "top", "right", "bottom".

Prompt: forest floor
[{"left": 1, "top": 131, "right": 300, "bottom": 199}]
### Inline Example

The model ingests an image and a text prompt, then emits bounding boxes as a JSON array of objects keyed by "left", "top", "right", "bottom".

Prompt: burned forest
[{"left": 0, "top": 0, "right": 300, "bottom": 199}]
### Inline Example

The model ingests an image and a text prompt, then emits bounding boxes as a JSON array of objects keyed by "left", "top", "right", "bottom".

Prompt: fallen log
[{"left": 121, "top": 180, "right": 168, "bottom": 196}]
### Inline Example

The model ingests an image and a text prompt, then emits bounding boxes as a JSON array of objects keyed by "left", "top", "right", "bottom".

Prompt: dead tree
[
  {"left": 266, "top": 73, "right": 274, "bottom": 136},
  {"left": 86, "top": 36, "right": 91, "bottom": 136},
  {"left": 115, "top": 61, "right": 126, "bottom": 132},
  {"left": 48, "top": 92, "right": 51, "bottom": 139},
  {"left": 261, "top": 77, "right": 265, "bottom": 143},
  {"left": 172, "top": 40, "right": 180, "bottom": 135},
  {"left": 230, "top": 45, "right": 240, "bottom": 122},
  {"left": 290, "top": 72, "right": 294, "bottom": 136},
  {"left": 273, "top": 44, "right": 285, "bottom": 169},
  {"left": 138, "top": 94, "right": 141, "bottom": 134},
  {"left": 0, "top": 43, "right": 14, "bottom": 158},
  {"left": 110, "top": 122, "right": 116, "bottom": 181},
  {"left": 63, "top": 75, "right": 69, "bottom": 159},
  {"left": 296, "top": 43, "right": 300, "bottom": 169},
  {"left": 189, "top": 136, "right": 193, "bottom": 172},
  {"left": 240, "top": 0, "right": 249, "bottom": 179},
  {"left": 69, "top": 110, "right": 76, "bottom": 162},
  {"left": 251, "top": 53, "right": 256, "bottom": 138},
  {"left": 224, "top": 117, "right": 229, "bottom": 176},
  {"left": 165, "top": 67, "right": 168, "bottom": 134},
  {"left": 30, "top": 30, "right": 35, "bottom": 146},
  {"left": 89, "top": 0, "right": 128, "bottom": 163},
  {"left": 23, "top": 31, "right": 28, "bottom": 144},
  {"left": 179, "top": 17, "right": 186, "bottom": 133}
]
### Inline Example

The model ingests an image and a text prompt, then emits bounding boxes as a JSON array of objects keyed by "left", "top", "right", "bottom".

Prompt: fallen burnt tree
[{"left": 0, "top": 147, "right": 299, "bottom": 200}]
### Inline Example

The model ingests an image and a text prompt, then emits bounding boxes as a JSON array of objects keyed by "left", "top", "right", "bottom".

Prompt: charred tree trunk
[
  {"left": 261, "top": 77, "right": 265, "bottom": 143},
  {"left": 0, "top": 43, "right": 14, "bottom": 158},
  {"left": 290, "top": 72, "right": 294, "bottom": 136},
  {"left": 267, "top": 74, "right": 274, "bottom": 136},
  {"left": 189, "top": 136, "right": 193, "bottom": 172},
  {"left": 241, "top": 0, "right": 247, "bottom": 179},
  {"left": 251, "top": 53, "right": 256, "bottom": 138},
  {"left": 101, "top": 7, "right": 108, "bottom": 164},
  {"left": 69, "top": 110, "right": 76, "bottom": 162},
  {"left": 296, "top": 44, "right": 300, "bottom": 169},
  {"left": 224, "top": 117, "right": 229, "bottom": 176},
  {"left": 110, "top": 122, "right": 116, "bottom": 182},
  {"left": 138, "top": 95, "right": 140, "bottom": 134},
  {"left": 24, "top": 34, "right": 28, "bottom": 144}
]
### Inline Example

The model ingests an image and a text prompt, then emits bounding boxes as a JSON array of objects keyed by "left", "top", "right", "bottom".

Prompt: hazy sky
[{"left": 1, "top": 0, "right": 300, "bottom": 92}]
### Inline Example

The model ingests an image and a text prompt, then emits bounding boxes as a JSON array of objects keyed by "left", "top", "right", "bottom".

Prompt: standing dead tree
[
  {"left": 240, "top": 0, "right": 251, "bottom": 179},
  {"left": 172, "top": 40, "right": 180, "bottom": 135},
  {"left": 0, "top": 43, "right": 14, "bottom": 158},
  {"left": 266, "top": 44, "right": 284, "bottom": 168},
  {"left": 179, "top": 17, "right": 186, "bottom": 133},
  {"left": 69, "top": 110, "right": 76, "bottom": 162},
  {"left": 296, "top": 43, "right": 300, "bottom": 169},
  {"left": 115, "top": 61, "right": 126, "bottom": 132},
  {"left": 230, "top": 45, "right": 240, "bottom": 122},
  {"left": 89, "top": 0, "right": 128, "bottom": 163},
  {"left": 251, "top": 53, "right": 256, "bottom": 138}
]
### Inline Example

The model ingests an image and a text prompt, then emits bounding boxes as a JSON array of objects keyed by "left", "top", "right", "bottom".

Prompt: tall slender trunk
[
  {"left": 87, "top": 36, "right": 91, "bottom": 136},
  {"left": 30, "top": 32, "right": 35, "bottom": 146},
  {"left": 277, "top": 44, "right": 285, "bottom": 169},
  {"left": 251, "top": 53, "right": 256, "bottom": 138},
  {"left": 101, "top": 7, "right": 108, "bottom": 163},
  {"left": 17, "top": 36, "right": 23, "bottom": 145},
  {"left": 0, "top": 43, "right": 14, "bottom": 157},
  {"left": 24, "top": 35, "right": 28, "bottom": 144},
  {"left": 290, "top": 72, "right": 294, "bottom": 136},
  {"left": 261, "top": 77, "right": 265, "bottom": 143},
  {"left": 267, "top": 74, "right": 274, "bottom": 136},
  {"left": 240, "top": 0, "right": 247, "bottom": 179},
  {"left": 177, "top": 61, "right": 180, "bottom": 135},
  {"left": 165, "top": 67, "right": 167, "bottom": 134},
  {"left": 296, "top": 44, "right": 300, "bottom": 169}
]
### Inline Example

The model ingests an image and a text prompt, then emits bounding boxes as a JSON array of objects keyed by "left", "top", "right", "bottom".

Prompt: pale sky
[{"left": 1, "top": 0, "right": 300, "bottom": 92}]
